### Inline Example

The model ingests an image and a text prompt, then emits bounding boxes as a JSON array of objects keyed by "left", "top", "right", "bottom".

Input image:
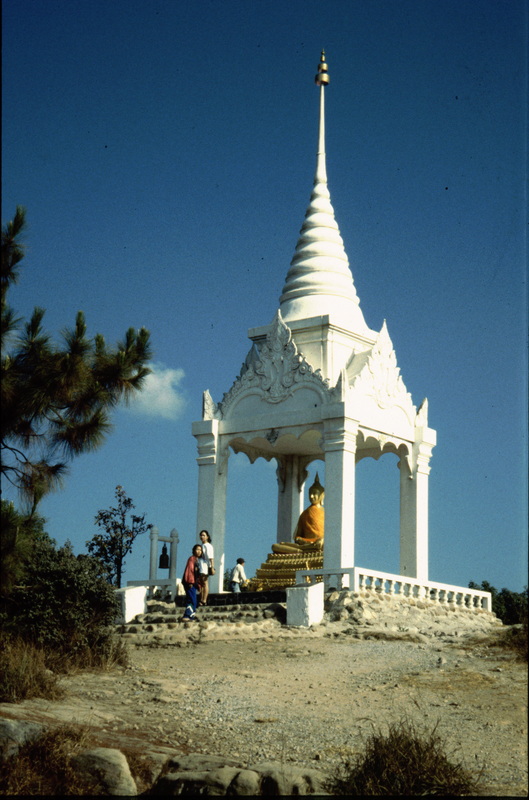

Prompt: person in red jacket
[{"left": 181, "top": 544, "right": 202, "bottom": 621}]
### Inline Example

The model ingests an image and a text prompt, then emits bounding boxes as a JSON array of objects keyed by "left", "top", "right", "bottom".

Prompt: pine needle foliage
[{"left": 1, "top": 206, "right": 152, "bottom": 513}]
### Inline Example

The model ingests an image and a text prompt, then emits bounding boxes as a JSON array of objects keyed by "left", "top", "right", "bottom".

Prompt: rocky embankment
[{"left": 1, "top": 590, "right": 526, "bottom": 796}]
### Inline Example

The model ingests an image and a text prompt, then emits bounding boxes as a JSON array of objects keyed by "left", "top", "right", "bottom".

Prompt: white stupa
[{"left": 192, "top": 52, "right": 436, "bottom": 589}]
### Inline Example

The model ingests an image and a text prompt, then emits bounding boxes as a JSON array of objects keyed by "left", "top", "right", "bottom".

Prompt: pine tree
[{"left": 1, "top": 207, "right": 152, "bottom": 512}]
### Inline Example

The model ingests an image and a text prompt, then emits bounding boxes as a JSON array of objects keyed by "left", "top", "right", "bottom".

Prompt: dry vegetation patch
[
  {"left": 0, "top": 638, "right": 63, "bottom": 703},
  {"left": 326, "top": 719, "right": 479, "bottom": 796},
  {"left": 0, "top": 727, "right": 100, "bottom": 796},
  {"left": 402, "top": 668, "right": 497, "bottom": 692}
]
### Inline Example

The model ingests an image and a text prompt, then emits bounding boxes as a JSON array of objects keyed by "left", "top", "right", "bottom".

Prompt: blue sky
[{"left": 2, "top": 0, "right": 527, "bottom": 592}]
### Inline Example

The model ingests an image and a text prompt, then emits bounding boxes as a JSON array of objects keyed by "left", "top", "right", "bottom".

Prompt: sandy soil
[{"left": 1, "top": 629, "right": 527, "bottom": 796}]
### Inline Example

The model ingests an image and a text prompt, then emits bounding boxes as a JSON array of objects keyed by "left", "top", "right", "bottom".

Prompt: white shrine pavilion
[
  {"left": 116, "top": 53, "right": 491, "bottom": 622},
  {"left": 192, "top": 51, "right": 437, "bottom": 595}
]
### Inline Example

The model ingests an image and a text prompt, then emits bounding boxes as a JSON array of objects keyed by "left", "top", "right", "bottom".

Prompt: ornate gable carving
[
  {"left": 347, "top": 321, "right": 414, "bottom": 414},
  {"left": 416, "top": 397, "right": 429, "bottom": 427},
  {"left": 211, "top": 311, "right": 330, "bottom": 418},
  {"left": 202, "top": 389, "right": 221, "bottom": 421}
]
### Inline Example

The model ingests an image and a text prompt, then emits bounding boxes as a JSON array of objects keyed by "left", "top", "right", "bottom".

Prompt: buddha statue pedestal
[{"left": 248, "top": 549, "right": 324, "bottom": 591}]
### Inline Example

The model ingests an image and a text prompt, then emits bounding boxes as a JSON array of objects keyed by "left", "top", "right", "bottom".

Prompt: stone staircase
[{"left": 118, "top": 591, "right": 287, "bottom": 646}]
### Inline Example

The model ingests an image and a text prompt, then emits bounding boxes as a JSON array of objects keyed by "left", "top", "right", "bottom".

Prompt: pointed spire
[
  {"left": 315, "top": 50, "right": 329, "bottom": 185},
  {"left": 279, "top": 51, "right": 368, "bottom": 333}
]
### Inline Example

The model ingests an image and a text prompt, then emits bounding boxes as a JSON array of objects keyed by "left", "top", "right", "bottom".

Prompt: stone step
[
  {"left": 118, "top": 594, "right": 288, "bottom": 643},
  {"left": 119, "top": 616, "right": 288, "bottom": 646}
]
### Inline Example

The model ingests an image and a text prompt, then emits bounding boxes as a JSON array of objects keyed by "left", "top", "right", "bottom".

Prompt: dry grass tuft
[
  {"left": 0, "top": 632, "right": 129, "bottom": 704},
  {"left": 121, "top": 748, "right": 159, "bottom": 794},
  {"left": 42, "top": 631, "right": 130, "bottom": 674},
  {"left": 0, "top": 726, "right": 101, "bottom": 796},
  {"left": 327, "top": 719, "right": 478, "bottom": 796},
  {"left": 463, "top": 624, "right": 528, "bottom": 662},
  {"left": 0, "top": 637, "right": 63, "bottom": 703},
  {"left": 495, "top": 623, "right": 528, "bottom": 661}
]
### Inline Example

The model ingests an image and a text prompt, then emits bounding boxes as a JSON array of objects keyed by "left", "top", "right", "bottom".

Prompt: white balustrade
[{"left": 295, "top": 565, "right": 491, "bottom": 612}]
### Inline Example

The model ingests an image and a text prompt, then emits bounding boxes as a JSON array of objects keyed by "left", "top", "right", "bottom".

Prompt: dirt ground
[{"left": 1, "top": 629, "right": 527, "bottom": 796}]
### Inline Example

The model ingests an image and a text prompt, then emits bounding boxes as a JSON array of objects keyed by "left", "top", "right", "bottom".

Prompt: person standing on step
[
  {"left": 230, "top": 558, "right": 248, "bottom": 593},
  {"left": 197, "top": 530, "right": 215, "bottom": 606},
  {"left": 181, "top": 544, "right": 202, "bottom": 621}
]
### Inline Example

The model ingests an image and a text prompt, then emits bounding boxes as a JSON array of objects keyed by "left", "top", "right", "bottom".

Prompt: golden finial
[{"left": 315, "top": 50, "right": 330, "bottom": 86}]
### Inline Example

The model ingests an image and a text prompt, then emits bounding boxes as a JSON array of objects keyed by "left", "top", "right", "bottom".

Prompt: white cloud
[{"left": 126, "top": 362, "right": 187, "bottom": 420}]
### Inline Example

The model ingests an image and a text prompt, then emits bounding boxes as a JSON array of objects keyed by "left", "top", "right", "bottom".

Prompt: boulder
[
  {"left": 0, "top": 718, "right": 44, "bottom": 761},
  {"left": 152, "top": 766, "right": 241, "bottom": 795},
  {"left": 148, "top": 753, "right": 327, "bottom": 795},
  {"left": 70, "top": 747, "right": 137, "bottom": 796},
  {"left": 248, "top": 761, "right": 327, "bottom": 795}
]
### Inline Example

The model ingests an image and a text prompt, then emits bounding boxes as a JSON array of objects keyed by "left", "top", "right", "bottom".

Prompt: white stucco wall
[
  {"left": 286, "top": 581, "right": 325, "bottom": 627},
  {"left": 115, "top": 585, "right": 149, "bottom": 623}
]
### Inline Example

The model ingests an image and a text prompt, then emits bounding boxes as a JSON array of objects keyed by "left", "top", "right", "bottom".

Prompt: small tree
[{"left": 87, "top": 486, "right": 152, "bottom": 587}]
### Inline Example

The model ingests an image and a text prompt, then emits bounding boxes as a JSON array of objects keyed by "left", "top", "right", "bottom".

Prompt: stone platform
[
  {"left": 118, "top": 587, "right": 502, "bottom": 648},
  {"left": 325, "top": 588, "right": 502, "bottom": 641}
]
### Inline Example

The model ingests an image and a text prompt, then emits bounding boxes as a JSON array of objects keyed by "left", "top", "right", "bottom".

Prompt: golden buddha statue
[
  {"left": 248, "top": 475, "right": 325, "bottom": 591},
  {"left": 272, "top": 475, "right": 324, "bottom": 554}
]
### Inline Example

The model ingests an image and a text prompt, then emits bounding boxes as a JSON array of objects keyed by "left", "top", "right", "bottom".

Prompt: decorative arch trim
[{"left": 356, "top": 430, "right": 411, "bottom": 463}]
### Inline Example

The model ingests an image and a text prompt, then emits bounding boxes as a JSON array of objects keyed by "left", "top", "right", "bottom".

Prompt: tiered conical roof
[{"left": 279, "top": 52, "right": 369, "bottom": 334}]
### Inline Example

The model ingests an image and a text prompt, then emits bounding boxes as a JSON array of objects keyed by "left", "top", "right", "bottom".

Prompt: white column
[
  {"left": 276, "top": 455, "right": 306, "bottom": 542},
  {"left": 149, "top": 526, "right": 158, "bottom": 583},
  {"left": 399, "top": 442, "right": 432, "bottom": 582},
  {"left": 169, "top": 528, "right": 179, "bottom": 583},
  {"left": 192, "top": 420, "right": 228, "bottom": 593},
  {"left": 322, "top": 412, "right": 358, "bottom": 570}
]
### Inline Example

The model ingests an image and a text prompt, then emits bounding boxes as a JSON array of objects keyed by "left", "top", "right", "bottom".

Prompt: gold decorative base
[{"left": 248, "top": 550, "right": 324, "bottom": 591}]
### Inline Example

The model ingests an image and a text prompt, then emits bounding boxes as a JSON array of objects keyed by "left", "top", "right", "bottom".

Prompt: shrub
[
  {"left": 0, "top": 637, "right": 63, "bottom": 702},
  {"left": 504, "top": 621, "right": 528, "bottom": 661},
  {"left": 468, "top": 581, "right": 528, "bottom": 625},
  {"left": 0, "top": 534, "right": 127, "bottom": 672},
  {"left": 0, "top": 502, "right": 47, "bottom": 596},
  {"left": 326, "top": 719, "right": 478, "bottom": 796}
]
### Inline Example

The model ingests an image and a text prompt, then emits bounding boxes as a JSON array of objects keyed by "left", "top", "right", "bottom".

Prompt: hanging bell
[{"left": 159, "top": 543, "right": 169, "bottom": 569}]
